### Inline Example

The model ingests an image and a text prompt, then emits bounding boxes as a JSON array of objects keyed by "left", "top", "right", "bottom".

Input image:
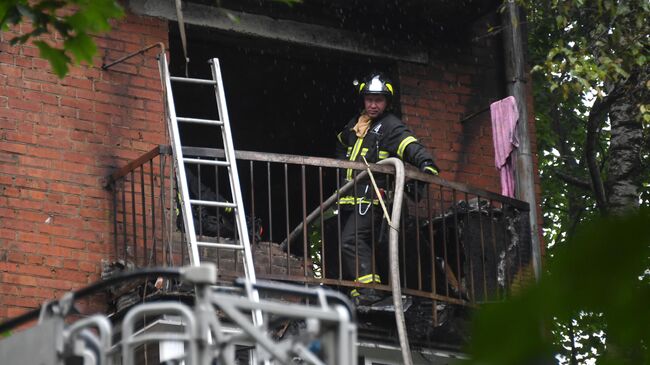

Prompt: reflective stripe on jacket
[{"left": 335, "top": 112, "right": 436, "bottom": 203}]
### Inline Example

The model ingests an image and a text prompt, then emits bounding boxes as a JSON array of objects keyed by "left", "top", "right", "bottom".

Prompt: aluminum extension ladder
[{"left": 157, "top": 54, "right": 262, "bottom": 325}]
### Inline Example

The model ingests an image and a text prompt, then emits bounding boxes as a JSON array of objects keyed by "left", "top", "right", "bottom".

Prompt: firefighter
[{"left": 335, "top": 73, "right": 439, "bottom": 306}]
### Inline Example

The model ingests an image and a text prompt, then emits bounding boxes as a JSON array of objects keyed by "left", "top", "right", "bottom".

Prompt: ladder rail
[
  {"left": 209, "top": 58, "right": 264, "bottom": 327},
  {"left": 158, "top": 54, "right": 264, "bottom": 330},
  {"left": 159, "top": 54, "right": 201, "bottom": 265}
]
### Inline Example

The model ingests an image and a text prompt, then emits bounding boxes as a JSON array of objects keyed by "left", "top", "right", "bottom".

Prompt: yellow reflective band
[
  {"left": 225, "top": 207, "right": 233, "bottom": 213},
  {"left": 424, "top": 166, "right": 439, "bottom": 175},
  {"left": 346, "top": 137, "right": 364, "bottom": 180},
  {"left": 397, "top": 136, "right": 417, "bottom": 159},
  {"left": 378, "top": 150, "right": 389, "bottom": 159},
  {"left": 350, "top": 289, "right": 360, "bottom": 297},
  {"left": 356, "top": 273, "right": 381, "bottom": 283},
  {"left": 338, "top": 196, "right": 379, "bottom": 205},
  {"left": 358, "top": 82, "right": 365, "bottom": 92},
  {"left": 346, "top": 146, "right": 352, "bottom": 154},
  {"left": 386, "top": 83, "right": 393, "bottom": 95},
  {"left": 360, "top": 148, "right": 368, "bottom": 157}
]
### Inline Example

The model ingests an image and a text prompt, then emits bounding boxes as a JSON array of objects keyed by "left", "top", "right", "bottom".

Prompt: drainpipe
[{"left": 500, "top": 0, "right": 542, "bottom": 279}]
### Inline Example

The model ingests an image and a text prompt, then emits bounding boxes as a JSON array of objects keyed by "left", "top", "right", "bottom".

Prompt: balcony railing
[
  {"left": 106, "top": 145, "right": 178, "bottom": 268},
  {"left": 108, "top": 146, "right": 533, "bottom": 328}
]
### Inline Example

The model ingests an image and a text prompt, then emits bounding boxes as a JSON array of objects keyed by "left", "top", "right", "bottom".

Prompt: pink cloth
[{"left": 490, "top": 96, "right": 519, "bottom": 197}]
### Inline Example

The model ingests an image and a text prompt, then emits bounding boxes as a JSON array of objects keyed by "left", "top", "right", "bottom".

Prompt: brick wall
[
  {"left": 0, "top": 10, "right": 543, "bottom": 322},
  {"left": 398, "top": 14, "right": 543, "bottom": 252},
  {"left": 0, "top": 13, "right": 168, "bottom": 320},
  {"left": 398, "top": 19, "right": 504, "bottom": 192}
]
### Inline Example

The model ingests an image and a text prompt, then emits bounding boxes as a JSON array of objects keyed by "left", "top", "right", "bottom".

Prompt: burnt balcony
[{"left": 106, "top": 145, "right": 533, "bottom": 350}]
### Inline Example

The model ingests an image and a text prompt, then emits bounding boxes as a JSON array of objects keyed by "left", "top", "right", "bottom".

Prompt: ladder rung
[
  {"left": 170, "top": 76, "right": 217, "bottom": 85},
  {"left": 190, "top": 199, "right": 237, "bottom": 208},
  {"left": 176, "top": 117, "right": 224, "bottom": 126},
  {"left": 183, "top": 158, "right": 230, "bottom": 167},
  {"left": 196, "top": 240, "right": 244, "bottom": 250}
]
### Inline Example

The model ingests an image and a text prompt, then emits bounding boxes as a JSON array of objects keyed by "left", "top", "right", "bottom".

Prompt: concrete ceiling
[
  {"left": 129, "top": 0, "right": 500, "bottom": 64},
  {"left": 189, "top": 0, "right": 499, "bottom": 41}
]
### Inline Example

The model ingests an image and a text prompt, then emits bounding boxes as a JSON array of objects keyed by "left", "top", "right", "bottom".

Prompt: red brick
[
  {"left": 55, "top": 269, "right": 89, "bottom": 283},
  {"left": 4, "top": 296, "right": 41, "bottom": 308},
  {"left": 17, "top": 263, "right": 54, "bottom": 277},
  {"left": 38, "top": 277, "right": 75, "bottom": 290},
  {"left": 27, "top": 145, "right": 62, "bottom": 160},
  {"left": 24, "top": 90, "right": 59, "bottom": 105},
  {"left": 62, "top": 77, "right": 92, "bottom": 90},
  {"left": 18, "top": 231, "right": 50, "bottom": 244},
  {"left": 25, "top": 254, "right": 44, "bottom": 265},
  {"left": 3, "top": 273, "right": 38, "bottom": 287},
  {"left": 7, "top": 197, "right": 42, "bottom": 210},
  {"left": 22, "top": 68, "right": 58, "bottom": 83},
  {"left": 44, "top": 256, "right": 63, "bottom": 267},
  {"left": 7, "top": 251, "right": 24, "bottom": 263},
  {"left": 41, "top": 83, "right": 75, "bottom": 97},
  {"left": 6, "top": 306, "right": 32, "bottom": 318},
  {"left": 0, "top": 228, "right": 16, "bottom": 240},
  {"left": 53, "top": 236, "right": 86, "bottom": 249},
  {"left": 1, "top": 218, "right": 35, "bottom": 233},
  {"left": 39, "top": 224, "right": 72, "bottom": 237},
  {"left": 78, "top": 261, "right": 98, "bottom": 273},
  {"left": 0, "top": 64, "right": 21, "bottom": 78},
  {"left": 0, "top": 107, "right": 26, "bottom": 121},
  {"left": 19, "top": 286, "right": 54, "bottom": 299}
]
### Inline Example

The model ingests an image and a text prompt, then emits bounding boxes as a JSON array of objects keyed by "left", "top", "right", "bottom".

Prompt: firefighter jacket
[{"left": 335, "top": 111, "right": 438, "bottom": 204}]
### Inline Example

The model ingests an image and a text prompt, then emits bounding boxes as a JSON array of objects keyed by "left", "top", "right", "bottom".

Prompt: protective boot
[
  {"left": 351, "top": 287, "right": 386, "bottom": 306},
  {"left": 350, "top": 273, "right": 385, "bottom": 306}
]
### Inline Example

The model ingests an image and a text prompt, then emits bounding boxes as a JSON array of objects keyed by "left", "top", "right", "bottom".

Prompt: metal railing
[
  {"left": 106, "top": 145, "right": 182, "bottom": 267},
  {"left": 108, "top": 146, "right": 533, "bottom": 316}
]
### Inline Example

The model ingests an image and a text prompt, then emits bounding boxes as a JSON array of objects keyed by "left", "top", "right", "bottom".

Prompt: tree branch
[
  {"left": 554, "top": 171, "right": 592, "bottom": 191},
  {"left": 584, "top": 88, "right": 624, "bottom": 215}
]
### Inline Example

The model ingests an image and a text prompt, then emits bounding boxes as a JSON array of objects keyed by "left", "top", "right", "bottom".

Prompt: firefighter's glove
[{"left": 420, "top": 161, "right": 439, "bottom": 176}]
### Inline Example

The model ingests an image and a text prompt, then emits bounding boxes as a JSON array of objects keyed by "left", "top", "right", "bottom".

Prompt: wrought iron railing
[
  {"left": 106, "top": 145, "right": 179, "bottom": 267},
  {"left": 108, "top": 146, "right": 534, "bottom": 323}
]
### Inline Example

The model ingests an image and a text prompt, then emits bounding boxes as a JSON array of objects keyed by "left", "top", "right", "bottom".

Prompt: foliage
[
  {"left": 465, "top": 208, "right": 650, "bottom": 365},
  {"left": 530, "top": 0, "right": 649, "bottom": 110},
  {"left": 0, "top": 0, "right": 124, "bottom": 77},
  {"left": 468, "top": 1, "right": 650, "bottom": 363},
  {"left": 527, "top": 0, "right": 649, "bottom": 215}
]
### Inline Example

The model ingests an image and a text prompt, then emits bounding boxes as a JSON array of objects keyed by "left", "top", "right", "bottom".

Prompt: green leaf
[
  {"left": 63, "top": 32, "right": 96, "bottom": 64},
  {"left": 0, "top": 1, "right": 20, "bottom": 24},
  {"left": 466, "top": 209, "right": 650, "bottom": 365},
  {"left": 71, "top": 0, "right": 123, "bottom": 32},
  {"left": 34, "top": 40, "right": 70, "bottom": 77}
]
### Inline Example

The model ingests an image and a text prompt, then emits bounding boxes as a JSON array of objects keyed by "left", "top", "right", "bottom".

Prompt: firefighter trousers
[{"left": 340, "top": 204, "right": 385, "bottom": 283}]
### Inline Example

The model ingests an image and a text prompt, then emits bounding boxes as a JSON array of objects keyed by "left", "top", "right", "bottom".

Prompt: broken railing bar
[
  {"left": 108, "top": 145, "right": 171, "bottom": 186},
  {"left": 181, "top": 146, "right": 530, "bottom": 210},
  {"left": 101, "top": 42, "right": 166, "bottom": 70}
]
